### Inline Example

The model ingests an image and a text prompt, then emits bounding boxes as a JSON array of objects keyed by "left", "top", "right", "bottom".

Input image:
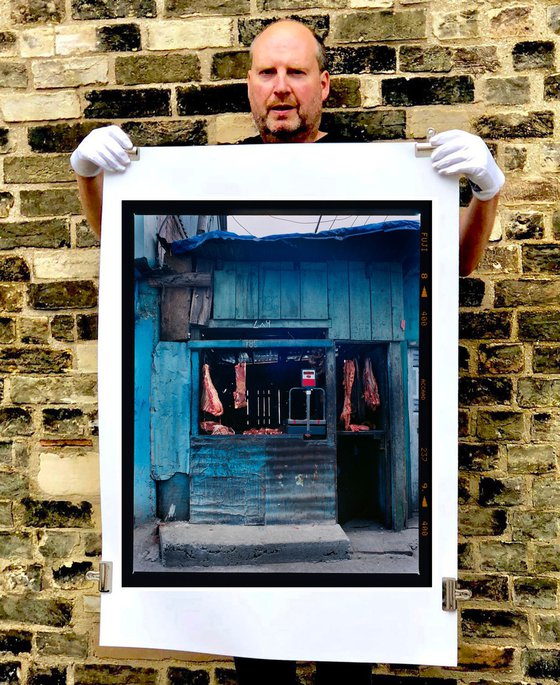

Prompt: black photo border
[{"left": 122, "top": 199, "right": 432, "bottom": 589}]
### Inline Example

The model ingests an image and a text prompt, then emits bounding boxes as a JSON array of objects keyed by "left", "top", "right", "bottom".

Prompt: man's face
[{"left": 247, "top": 22, "right": 330, "bottom": 143}]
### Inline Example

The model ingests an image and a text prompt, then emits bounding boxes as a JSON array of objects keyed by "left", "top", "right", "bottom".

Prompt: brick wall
[{"left": 0, "top": 0, "right": 559, "bottom": 683}]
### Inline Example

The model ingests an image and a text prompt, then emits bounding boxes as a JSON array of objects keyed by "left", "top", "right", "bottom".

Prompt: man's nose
[{"left": 273, "top": 71, "right": 291, "bottom": 94}]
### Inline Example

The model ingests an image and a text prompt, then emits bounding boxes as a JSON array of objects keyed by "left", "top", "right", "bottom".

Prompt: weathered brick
[
  {"left": 29, "top": 281, "right": 97, "bottom": 310},
  {"left": 148, "top": 18, "right": 234, "bottom": 50},
  {"left": 504, "top": 211, "right": 544, "bottom": 240},
  {"left": 116, "top": 54, "right": 200, "bottom": 85},
  {"left": 503, "top": 178, "right": 559, "bottom": 203},
  {"left": 513, "top": 41, "right": 555, "bottom": 70},
  {"left": 0, "top": 62, "right": 27, "bottom": 88},
  {"left": 4, "top": 156, "right": 73, "bottom": 184},
  {"left": 504, "top": 145, "right": 527, "bottom": 171},
  {"left": 0, "top": 258, "right": 29, "bottom": 283},
  {"left": 399, "top": 45, "right": 452, "bottom": 73},
  {"left": 0, "top": 284, "right": 23, "bottom": 312},
  {"left": 51, "top": 315, "right": 75, "bottom": 342},
  {"left": 476, "top": 245, "right": 520, "bottom": 275},
  {"left": 484, "top": 76, "right": 529, "bottom": 105},
  {"left": 474, "top": 111, "right": 553, "bottom": 139},
  {"left": 459, "top": 507, "right": 507, "bottom": 536},
  {"left": 2, "top": 563, "right": 42, "bottom": 593},
  {"left": 85, "top": 88, "right": 169, "bottom": 118},
  {"left": 518, "top": 378, "right": 560, "bottom": 408},
  {"left": 458, "top": 474, "right": 471, "bottom": 505},
  {"left": 458, "top": 644, "right": 515, "bottom": 670},
  {"left": 545, "top": 73, "right": 560, "bottom": 100},
  {"left": 52, "top": 561, "right": 92, "bottom": 589},
  {"left": 76, "top": 220, "right": 100, "bottom": 248},
  {"left": 0, "top": 319, "right": 16, "bottom": 344},
  {"left": 459, "top": 345, "right": 469, "bottom": 371},
  {"left": 21, "top": 26, "right": 55, "bottom": 57},
  {"left": 382, "top": 75, "right": 473, "bottom": 106},
  {"left": 238, "top": 16, "right": 329, "bottom": 46},
  {"left": 0, "top": 631, "right": 32, "bottom": 655},
  {"left": 0, "top": 127, "right": 9, "bottom": 152},
  {"left": 533, "top": 476, "right": 560, "bottom": 508},
  {"left": 512, "top": 511, "right": 557, "bottom": 541},
  {"left": 477, "top": 411, "right": 524, "bottom": 441},
  {"left": 36, "top": 631, "right": 88, "bottom": 658},
  {"left": 458, "top": 409, "right": 469, "bottom": 437},
  {"left": 22, "top": 498, "right": 92, "bottom": 528},
  {"left": 458, "top": 541, "right": 474, "bottom": 569},
  {"left": 490, "top": 6, "right": 533, "bottom": 37},
  {"left": 0, "top": 348, "right": 72, "bottom": 375},
  {"left": 542, "top": 142, "right": 560, "bottom": 172},
  {"left": 75, "top": 315, "right": 97, "bottom": 341},
  {"left": 121, "top": 120, "right": 208, "bottom": 147},
  {"left": 479, "top": 541, "right": 528, "bottom": 572},
  {"left": 459, "top": 378, "right": 512, "bottom": 406},
  {"left": 43, "top": 408, "right": 86, "bottom": 436},
  {"left": 535, "top": 615, "right": 560, "bottom": 644},
  {"left": 0, "top": 472, "right": 27, "bottom": 499},
  {"left": 37, "top": 531, "right": 80, "bottom": 558},
  {"left": 459, "top": 278, "right": 484, "bottom": 307},
  {"left": 0, "top": 192, "right": 15, "bottom": 219},
  {"left": 0, "top": 533, "right": 32, "bottom": 559},
  {"left": 327, "top": 46, "right": 396, "bottom": 75},
  {"left": 74, "top": 665, "right": 158, "bottom": 685},
  {"left": 462, "top": 609, "right": 528, "bottom": 639},
  {"left": 12, "top": 0, "right": 65, "bottom": 23},
  {"left": 459, "top": 443, "right": 500, "bottom": 472},
  {"left": 0, "top": 662, "right": 19, "bottom": 684},
  {"left": 10, "top": 376, "right": 96, "bottom": 404},
  {"left": 522, "top": 244, "right": 559, "bottom": 274},
  {"left": 524, "top": 649, "right": 560, "bottom": 679},
  {"left": 519, "top": 312, "right": 560, "bottom": 342},
  {"left": 2, "top": 220, "right": 68, "bottom": 251},
  {"left": 458, "top": 574, "right": 509, "bottom": 601},
  {"left": 0, "top": 32, "right": 17, "bottom": 54},
  {"left": 72, "top": 0, "right": 156, "bottom": 19},
  {"left": 0, "top": 92, "right": 79, "bottom": 123},
  {"left": 433, "top": 10, "right": 478, "bottom": 40},
  {"left": 453, "top": 46, "right": 500, "bottom": 74},
  {"left": 20, "top": 189, "right": 81, "bottom": 218},
  {"left": 167, "top": 0, "right": 249, "bottom": 14},
  {"left": 496, "top": 279, "right": 559, "bottom": 308},
  {"left": 477, "top": 344, "right": 523, "bottom": 375},
  {"left": 534, "top": 545, "right": 560, "bottom": 572},
  {"left": 32, "top": 57, "right": 108, "bottom": 89},
  {"left": 96, "top": 24, "right": 141, "bottom": 52},
  {"left": 532, "top": 412, "right": 560, "bottom": 441},
  {"left": 508, "top": 444, "right": 556, "bottom": 474},
  {"left": 54, "top": 26, "right": 96, "bottom": 57},
  {"left": 328, "top": 78, "right": 361, "bottom": 108},
  {"left": 0, "top": 442, "right": 12, "bottom": 466},
  {"left": 0, "top": 408, "right": 33, "bottom": 437},
  {"left": 210, "top": 50, "right": 250, "bottom": 80},
  {"left": 177, "top": 84, "right": 248, "bottom": 115},
  {"left": 17, "top": 316, "right": 49, "bottom": 343},
  {"left": 321, "top": 110, "right": 405, "bottom": 141},
  {"left": 479, "top": 476, "right": 524, "bottom": 506},
  {"left": 28, "top": 122, "right": 102, "bottom": 153},
  {"left": 33, "top": 251, "right": 98, "bottom": 281},
  {"left": 28, "top": 667, "right": 66, "bottom": 685},
  {"left": 38, "top": 451, "right": 99, "bottom": 497},
  {"left": 334, "top": 10, "right": 426, "bottom": 42},
  {"left": 459, "top": 312, "right": 511, "bottom": 340},
  {"left": 0, "top": 596, "right": 72, "bottom": 627},
  {"left": 168, "top": 667, "right": 210, "bottom": 685},
  {"left": 533, "top": 345, "right": 560, "bottom": 373}
]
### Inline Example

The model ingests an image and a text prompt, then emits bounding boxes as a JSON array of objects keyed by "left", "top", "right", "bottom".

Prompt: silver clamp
[
  {"left": 442, "top": 577, "right": 472, "bottom": 611},
  {"left": 127, "top": 147, "right": 140, "bottom": 161},
  {"left": 86, "top": 561, "right": 113, "bottom": 593},
  {"left": 415, "top": 128, "right": 437, "bottom": 157}
]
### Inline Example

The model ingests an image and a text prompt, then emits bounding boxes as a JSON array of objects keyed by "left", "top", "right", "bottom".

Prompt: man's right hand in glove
[{"left": 70, "top": 125, "right": 134, "bottom": 178}]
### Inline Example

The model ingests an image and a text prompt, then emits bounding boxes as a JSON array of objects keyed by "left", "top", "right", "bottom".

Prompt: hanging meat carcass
[
  {"left": 363, "top": 357, "right": 381, "bottom": 410},
  {"left": 340, "top": 359, "right": 355, "bottom": 431},
  {"left": 233, "top": 362, "right": 247, "bottom": 409},
  {"left": 201, "top": 363, "right": 223, "bottom": 417}
]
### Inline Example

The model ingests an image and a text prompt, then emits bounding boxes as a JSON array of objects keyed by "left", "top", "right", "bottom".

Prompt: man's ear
[{"left": 321, "top": 71, "right": 330, "bottom": 102}]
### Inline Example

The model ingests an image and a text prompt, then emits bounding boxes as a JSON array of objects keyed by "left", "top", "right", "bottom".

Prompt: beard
[{"left": 253, "top": 105, "right": 318, "bottom": 143}]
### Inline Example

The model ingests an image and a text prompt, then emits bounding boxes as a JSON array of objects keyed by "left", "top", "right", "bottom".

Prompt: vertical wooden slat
[
  {"left": 369, "top": 262, "right": 392, "bottom": 341},
  {"left": 280, "top": 262, "right": 300, "bottom": 318},
  {"left": 259, "top": 263, "right": 281, "bottom": 319},
  {"left": 160, "top": 254, "right": 193, "bottom": 341},
  {"left": 213, "top": 262, "right": 236, "bottom": 319},
  {"left": 388, "top": 341, "right": 407, "bottom": 531},
  {"left": 349, "top": 261, "right": 372, "bottom": 340},
  {"left": 390, "top": 262, "right": 405, "bottom": 341},
  {"left": 301, "top": 262, "right": 328, "bottom": 320},
  {"left": 235, "top": 262, "right": 259, "bottom": 319},
  {"left": 189, "top": 258, "right": 214, "bottom": 325},
  {"left": 327, "top": 261, "right": 349, "bottom": 339}
]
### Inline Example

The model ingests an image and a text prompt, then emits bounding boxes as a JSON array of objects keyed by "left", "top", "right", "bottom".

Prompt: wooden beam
[{"left": 149, "top": 273, "right": 212, "bottom": 288}]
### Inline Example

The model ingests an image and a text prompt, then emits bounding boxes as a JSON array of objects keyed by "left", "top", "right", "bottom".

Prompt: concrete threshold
[{"left": 159, "top": 522, "right": 351, "bottom": 568}]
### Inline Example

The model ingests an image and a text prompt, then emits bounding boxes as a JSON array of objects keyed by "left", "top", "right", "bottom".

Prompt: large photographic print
[{"left": 124, "top": 202, "right": 431, "bottom": 587}]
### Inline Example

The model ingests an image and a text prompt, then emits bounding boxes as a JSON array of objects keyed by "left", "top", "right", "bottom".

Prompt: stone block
[
  {"left": 549, "top": 6, "right": 560, "bottom": 32},
  {"left": 513, "top": 41, "right": 555, "bottom": 70},
  {"left": 458, "top": 541, "right": 474, "bottom": 569},
  {"left": 459, "top": 345, "right": 469, "bottom": 371},
  {"left": 519, "top": 312, "right": 560, "bottom": 342},
  {"left": 508, "top": 444, "right": 556, "bottom": 474},
  {"left": 0, "top": 318, "right": 14, "bottom": 344},
  {"left": 514, "top": 577, "right": 557, "bottom": 608},
  {"left": 54, "top": 26, "right": 97, "bottom": 55},
  {"left": 462, "top": 609, "right": 528, "bottom": 639},
  {"left": 28, "top": 122, "right": 100, "bottom": 153},
  {"left": 21, "top": 188, "right": 81, "bottom": 217},
  {"left": 0, "top": 31, "right": 17, "bottom": 55},
  {"left": 77, "top": 314, "right": 97, "bottom": 340},
  {"left": 474, "top": 110, "right": 553, "bottom": 139},
  {"left": 74, "top": 665, "right": 158, "bottom": 685},
  {"left": 484, "top": 76, "right": 529, "bottom": 105},
  {"left": 37, "top": 531, "right": 80, "bottom": 558},
  {"left": 0, "top": 344, "right": 74, "bottom": 376},
  {"left": 399, "top": 45, "right": 452, "bottom": 72},
  {"left": 489, "top": 6, "right": 533, "bottom": 37},
  {"left": 0, "top": 472, "right": 27, "bottom": 499},
  {"left": 0, "top": 630, "right": 32, "bottom": 655},
  {"left": 10, "top": 376, "right": 97, "bottom": 404},
  {"left": 168, "top": 668, "right": 210, "bottom": 685},
  {"left": 545, "top": 74, "right": 560, "bottom": 100},
  {"left": 453, "top": 46, "right": 500, "bottom": 73},
  {"left": 33, "top": 251, "right": 98, "bottom": 280},
  {"left": 479, "top": 541, "right": 527, "bottom": 572},
  {"left": 504, "top": 211, "right": 544, "bottom": 240},
  {"left": 504, "top": 145, "right": 527, "bottom": 171},
  {"left": 321, "top": 110, "right": 405, "bottom": 141},
  {"left": 167, "top": 0, "right": 250, "bottom": 13},
  {"left": 458, "top": 443, "right": 500, "bottom": 472},
  {"left": 382, "top": 75, "right": 473, "bottom": 106},
  {"left": 20, "top": 27, "right": 55, "bottom": 57},
  {"left": 0, "top": 596, "right": 72, "bottom": 627},
  {"left": 19, "top": 317, "right": 49, "bottom": 344},
  {"left": 496, "top": 279, "right": 559, "bottom": 308},
  {"left": 0, "top": 257, "right": 29, "bottom": 282},
  {"left": 478, "top": 343, "right": 524, "bottom": 375},
  {"left": 518, "top": 378, "right": 560, "bottom": 408},
  {"left": 522, "top": 244, "right": 560, "bottom": 274},
  {"left": 51, "top": 315, "right": 75, "bottom": 342},
  {"left": 512, "top": 511, "right": 557, "bottom": 541},
  {"left": 0, "top": 127, "right": 9, "bottom": 153},
  {"left": 38, "top": 452, "right": 99, "bottom": 496},
  {"left": 36, "top": 631, "right": 88, "bottom": 657},
  {"left": 76, "top": 220, "right": 100, "bottom": 248},
  {"left": 2, "top": 563, "right": 42, "bottom": 593},
  {"left": 210, "top": 50, "right": 250, "bottom": 80},
  {"left": 478, "top": 476, "right": 524, "bottom": 506},
  {"left": 29, "top": 281, "right": 97, "bottom": 310},
  {"left": 459, "top": 312, "right": 512, "bottom": 340},
  {"left": 0, "top": 92, "right": 79, "bottom": 122},
  {"left": 28, "top": 668, "right": 67, "bottom": 685},
  {"left": 0, "top": 284, "right": 24, "bottom": 312},
  {"left": 458, "top": 574, "right": 509, "bottom": 601},
  {"left": 72, "top": 0, "right": 156, "bottom": 19},
  {"left": 0, "top": 220, "right": 67, "bottom": 251},
  {"left": 213, "top": 114, "right": 257, "bottom": 144},
  {"left": 459, "top": 507, "right": 507, "bottom": 536},
  {"left": 533, "top": 345, "right": 560, "bottom": 373},
  {"left": 52, "top": 561, "right": 92, "bottom": 589},
  {"left": 459, "top": 278, "right": 484, "bottom": 307},
  {"left": 433, "top": 10, "right": 478, "bottom": 40},
  {"left": 476, "top": 411, "right": 524, "bottom": 441},
  {"left": 0, "top": 408, "right": 33, "bottom": 437},
  {"left": 0, "top": 192, "right": 15, "bottom": 219},
  {"left": 459, "top": 378, "right": 512, "bottom": 406},
  {"left": 535, "top": 616, "right": 560, "bottom": 644},
  {"left": 22, "top": 497, "right": 93, "bottom": 528},
  {"left": 534, "top": 545, "right": 560, "bottom": 572},
  {"left": 0, "top": 62, "right": 27, "bottom": 88},
  {"left": 96, "top": 23, "right": 141, "bottom": 52},
  {"left": 121, "top": 120, "right": 207, "bottom": 147},
  {"left": 333, "top": 10, "right": 426, "bottom": 42},
  {"left": 0, "top": 663, "right": 19, "bottom": 683},
  {"left": 177, "top": 84, "right": 248, "bottom": 115},
  {"left": 0, "top": 533, "right": 32, "bottom": 559},
  {"left": 32, "top": 57, "right": 109, "bottom": 88},
  {"left": 76, "top": 343, "right": 97, "bottom": 372},
  {"left": 42, "top": 408, "right": 87, "bottom": 436},
  {"left": 328, "top": 77, "right": 361, "bottom": 108},
  {"left": 146, "top": 19, "right": 233, "bottom": 50},
  {"left": 408, "top": 108, "right": 470, "bottom": 139},
  {"left": 503, "top": 179, "right": 559, "bottom": 203},
  {"left": 533, "top": 476, "right": 560, "bottom": 508},
  {"left": 239, "top": 15, "right": 329, "bottom": 46},
  {"left": 327, "top": 46, "right": 396, "bottom": 75},
  {"left": 542, "top": 143, "right": 560, "bottom": 172},
  {"left": 532, "top": 412, "right": 560, "bottom": 441},
  {"left": 85, "top": 88, "right": 170, "bottom": 118},
  {"left": 116, "top": 54, "right": 200, "bottom": 85},
  {"left": 3, "top": 155, "right": 74, "bottom": 183},
  {"left": 476, "top": 245, "right": 520, "bottom": 275},
  {"left": 11, "top": 0, "right": 65, "bottom": 23},
  {"left": 457, "top": 644, "right": 514, "bottom": 670},
  {"left": 84, "top": 532, "right": 101, "bottom": 557},
  {"left": 459, "top": 409, "right": 469, "bottom": 436}
]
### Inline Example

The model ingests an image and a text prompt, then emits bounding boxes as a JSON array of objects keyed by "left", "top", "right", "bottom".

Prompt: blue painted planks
[
  {"left": 349, "top": 261, "right": 372, "bottom": 340},
  {"left": 280, "top": 263, "right": 301, "bottom": 318},
  {"left": 328, "top": 261, "right": 350, "bottom": 339},
  {"left": 369, "top": 262, "right": 393, "bottom": 341},
  {"left": 213, "top": 262, "right": 236, "bottom": 319},
  {"left": 301, "top": 262, "right": 328, "bottom": 320},
  {"left": 151, "top": 342, "right": 190, "bottom": 479},
  {"left": 259, "top": 263, "right": 281, "bottom": 319},
  {"left": 390, "top": 263, "right": 405, "bottom": 341},
  {"left": 235, "top": 262, "right": 259, "bottom": 319}
]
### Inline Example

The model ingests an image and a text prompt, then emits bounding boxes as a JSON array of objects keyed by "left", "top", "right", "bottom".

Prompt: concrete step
[{"left": 159, "top": 522, "right": 351, "bottom": 568}]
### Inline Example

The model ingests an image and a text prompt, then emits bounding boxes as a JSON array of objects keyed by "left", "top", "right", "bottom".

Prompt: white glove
[
  {"left": 430, "top": 130, "right": 505, "bottom": 201},
  {"left": 70, "top": 125, "right": 133, "bottom": 177}
]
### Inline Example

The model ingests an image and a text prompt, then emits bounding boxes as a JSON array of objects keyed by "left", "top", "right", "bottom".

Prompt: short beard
[{"left": 258, "top": 115, "right": 316, "bottom": 144}]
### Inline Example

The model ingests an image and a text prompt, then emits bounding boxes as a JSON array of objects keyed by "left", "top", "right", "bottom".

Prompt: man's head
[{"left": 247, "top": 20, "right": 330, "bottom": 143}]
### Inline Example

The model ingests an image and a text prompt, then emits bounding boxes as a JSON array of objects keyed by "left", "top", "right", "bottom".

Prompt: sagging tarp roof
[{"left": 169, "top": 220, "right": 421, "bottom": 263}]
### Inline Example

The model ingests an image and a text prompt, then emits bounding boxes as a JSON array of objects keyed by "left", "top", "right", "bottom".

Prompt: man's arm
[
  {"left": 459, "top": 194, "right": 499, "bottom": 277},
  {"left": 76, "top": 173, "right": 103, "bottom": 238}
]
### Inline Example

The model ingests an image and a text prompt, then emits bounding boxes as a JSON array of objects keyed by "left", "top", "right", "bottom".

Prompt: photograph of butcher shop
[{"left": 131, "top": 208, "right": 424, "bottom": 579}]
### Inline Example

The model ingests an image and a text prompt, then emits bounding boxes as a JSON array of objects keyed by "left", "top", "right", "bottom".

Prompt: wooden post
[{"left": 388, "top": 341, "right": 408, "bottom": 531}]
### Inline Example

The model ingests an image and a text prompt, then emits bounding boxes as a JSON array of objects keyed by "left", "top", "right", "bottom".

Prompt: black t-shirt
[{"left": 239, "top": 133, "right": 352, "bottom": 144}]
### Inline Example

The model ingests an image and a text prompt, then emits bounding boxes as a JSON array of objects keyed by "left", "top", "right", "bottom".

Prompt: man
[{"left": 70, "top": 18, "right": 504, "bottom": 685}]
